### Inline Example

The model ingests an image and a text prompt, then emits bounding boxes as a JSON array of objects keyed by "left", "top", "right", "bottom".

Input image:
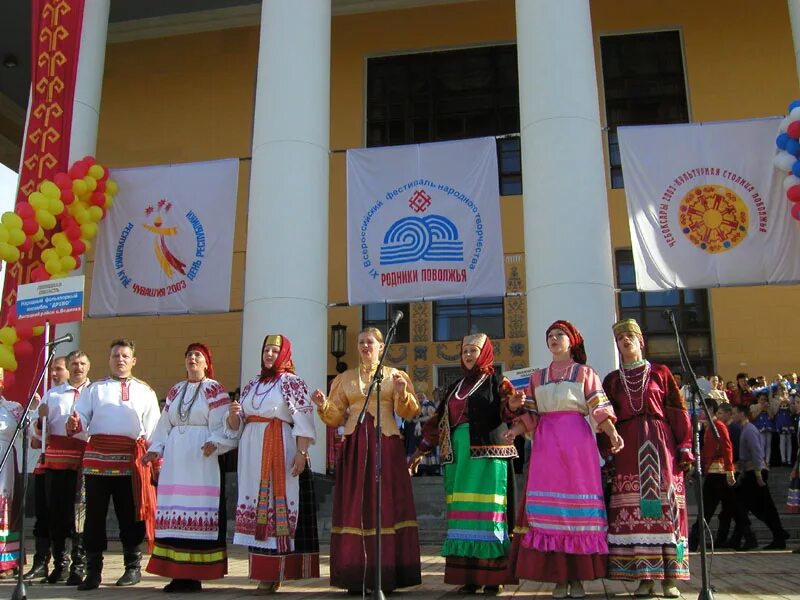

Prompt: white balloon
[
  {"left": 783, "top": 174, "right": 800, "bottom": 190},
  {"left": 790, "top": 106, "right": 800, "bottom": 121},
  {"left": 774, "top": 151, "right": 796, "bottom": 171},
  {"left": 780, "top": 115, "right": 792, "bottom": 132}
]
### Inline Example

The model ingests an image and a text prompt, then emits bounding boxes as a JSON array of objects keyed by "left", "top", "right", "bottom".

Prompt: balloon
[
  {"left": 80, "top": 223, "right": 97, "bottom": 239},
  {"left": 83, "top": 176, "right": 97, "bottom": 192},
  {"left": 0, "top": 226, "right": 8, "bottom": 245},
  {"left": 61, "top": 189, "right": 75, "bottom": 205},
  {"left": 790, "top": 106, "right": 800, "bottom": 121},
  {"left": 94, "top": 180, "right": 106, "bottom": 193},
  {"left": 30, "top": 267, "right": 48, "bottom": 283},
  {"left": 787, "top": 121, "right": 800, "bottom": 139},
  {"left": 789, "top": 185, "right": 800, "bottom": 202},
  {"left": 6, "top": 306, "right": 16, "bottom": 326},
  {"left": 32, "top": 325, "right": 44, "bottom": 336},
  {"left": 55, "top": 241, "right": 72, "bottom": 257},
  {"left": 780, "top": 115, "right": 791, "bottom": 133},
  {"left": 16, "top": 202, "right": 34, "bottom": 220},
  {"left": 28, "top": 192, "right": 48, "bottom": 211},
  {"left": 16, "top": 323, "right": 33, "bottom": 338},
  {"left": 41, "top": 249, "right": 58, "bottom": 263},
  {"left": 774, "top": 151, "right": 795, "bottom": 172},
  {"left": 0, "top": 345, "right": 18, "bottom": 372},
  {"left": 31, "top": 227, "right": 44, "bottom": 242},
  {"left": 44, "top": 258, "right": 62, "bottom": 275},
  {"left": 777, "top": 132, "right": 791, "bottom": 150},
  {"left": 0, "top": 327, "right": 18, "bottom": 347},
  {"left": 83, "top": 155, "right": 96, "bottom": 166},
  {"left": 75, "top": 208, "right": 90, "bottom": 225},
  {"left": 791, "top": 160, "right": 800, "bottom": 178},
  {"left": 40, "top": 180, "right": 61, "bottom": 200},
  {"left": 1, "top": 212, "right": 22, "bottom": 230},
  {"left": 35, "top": 209, "right": 57, "bottom": 230},
  {"left": 783, "top": 174, "right": 800, "bottom": 190},
  {"left": 0, "top": 243, "right": 14, "bottom": 262},
  {"left": 81, "top": 238, "right": 92, "bottom": 253},
  {"left": 13, "top": 339, "right": 33, "bottom": 359},
  {"left": 90, "top": 192, "right": 105, "bottom": 207},
  {"left": 71, "top": 239, "right": 86, "bottom": 255},
  {"left": 72, "top": 179, "right": 88, "bottom": 196},
  {"left": 54, "top": 172, "right": 72, "bottom": 190},
  {"left": 19, "top": 238, "right": 32, "bottom": 252},
  {"left": 1, "top": 370, "right": 14, "bottom": 388},
  {"left": 88, "top": 164, "right": 104, "bottom": 180},
  {"left": 74, "top": 256, "right": 82, "bottom": 269},
  {"left": 7, "top": 228, "right": 25, "bottom": 247},
  {"left": 65, "top": 225, "right": 81, "bottom": 241},
  {"left": 60, "top": 255, "right": 76, "bottom": 272},
  {"left": 69, "top": 161, "right": 89, "bottom": 179},
  {"left": 792, "top": 202, "right": 800, "bottom": 220},
  {"left": 51, "top": 232, "right": 67, "bottom": 246},
  {"left": 22, "top": 218, "right": 37, "bottom": 235},
  {"left": 787, "top": 139, "right": 800, "bottom": 157},
  {"left": 104, "top": 194, "right": 114, "bottom": 209},
  {"left": 87, "top": 206, "right": 103, "bottom": 222},
  {"left": 106, "top": 180, "right": 118, "bottom": 195},
  {"left": 790, "top": 100, "right": 800, "bottom": 113},
  {"left": 48, "top": 197, "right": 65, "bottom": 215},
  {"left": 4, "top": 245, "right": 19, "bottom": 263}
]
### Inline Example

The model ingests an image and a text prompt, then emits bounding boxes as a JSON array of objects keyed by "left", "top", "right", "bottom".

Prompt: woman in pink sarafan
[{"left": 505, "top": 320, "right": 623, "bottom": 599}]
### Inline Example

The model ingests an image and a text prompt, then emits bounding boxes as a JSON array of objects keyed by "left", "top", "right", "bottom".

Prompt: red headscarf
[
  {"left": 546, "top": 320, "right": 587, "bottom": 365},
  {"left": 260, "top": 334, "right": 296, "bottom": 382},
  {"left": 461, "top": 333, "right": 495, "bottom": 381},
  {"left": 185, "top": 343, "right": 214, "bottom": 379}
]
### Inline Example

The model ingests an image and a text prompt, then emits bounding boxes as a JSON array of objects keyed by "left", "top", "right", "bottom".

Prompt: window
[
  {"left": 600, "top": 31, "right": 689, "bottom": 188},
  {"left": 367, "top": 45, "right": 521, "bottom": 195},
  {"left": 433, "top": 296, "right": 504, "bottom": 342},
  {"left": 614, "top": 250, "right": 713, "bottom": 376},
  {"left": 362, "top": 302, "right": 410, "bottom": 343}
]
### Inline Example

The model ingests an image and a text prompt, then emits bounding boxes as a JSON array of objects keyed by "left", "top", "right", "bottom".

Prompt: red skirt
[{"left": 329, "top": 416, "right": 421, "bottom": 592}]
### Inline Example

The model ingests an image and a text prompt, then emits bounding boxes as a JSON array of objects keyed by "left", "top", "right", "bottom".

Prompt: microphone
[
  {"left": 45, "top": 333, "right": 73, "bottom": 347},
  {"left": 389, "top": 310, "right": 404, "bottom": 329}
]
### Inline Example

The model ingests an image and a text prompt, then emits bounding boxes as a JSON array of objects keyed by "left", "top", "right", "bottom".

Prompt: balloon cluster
[
  {"left": 773, "top": 100, "right": 800, "bottom": 222},
  {"left": 0, "top": 156, "right": 118, "bottom": 376}
]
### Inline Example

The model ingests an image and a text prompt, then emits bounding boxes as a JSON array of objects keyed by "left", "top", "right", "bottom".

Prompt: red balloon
[
  {"left": 82, "top": 155, "right": 96, "bottom": 166},
  {"left": 54, "top": 172, "right": 72, "bottom": 190},
  {"left": 71, "top": 239, "right": 86, "bottom": 255},
  {"left": 90, "top": 191, "right": 105, "bottom": 207},
  {"left": 2, "top": 370, "right": 15, "bottom": 390},
  {"left": 30, "top": 267, "right": 48, "bottom": 283},
  {"left": 793, "top": 203, "right": 800, "bottom": 221},
  {"left": 61, "top": 189, "right": 75, "bottom": 205},
  {"left": 66, "top": 226, "right": 81, "bottom": 240},
  {"left": 74, "top": 256, "right": 82, "bottom": 269},
  {"left": 788, "top": 121, "right": 800, "bottom": 139},
  {"left": 788, "top": 185, "right": 800, "bottom": 203},
  {"left": 22, "top": 218, "right": 38, "bottom": 236},
  {"left": 69, "top": 162, "right": 89, "bottom": 179},
  {"left": 13, "top": 339, "right": 33, "bottom": 359},
  {"left": 16, "top": 322, "right": 33, "bottom": 338},
  {"left": 20, "top": 237, "right": 32, "bottom": 252},
  {"left": 16, "top": 202, "right": 34, "bottom": 219},
  {"left": 94, "top": 180, "right": 106, "bottom": 193},
  {"left": 6, "top": 306, "right": 17, "bottom": 326}
]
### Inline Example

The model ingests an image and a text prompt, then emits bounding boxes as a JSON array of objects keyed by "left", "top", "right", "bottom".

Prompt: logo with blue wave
[{"left": 379, "top": 215, "right": 464, "bottom": 265}]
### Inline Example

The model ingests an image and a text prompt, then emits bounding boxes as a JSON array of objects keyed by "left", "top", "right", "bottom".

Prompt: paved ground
[{"left": 1, "top": 543, "right": 798, "bottom": 599}]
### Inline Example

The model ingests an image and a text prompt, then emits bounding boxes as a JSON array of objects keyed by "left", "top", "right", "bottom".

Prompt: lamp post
[{"left": 330, "top": 322, "right": 347, "bottom": 373}]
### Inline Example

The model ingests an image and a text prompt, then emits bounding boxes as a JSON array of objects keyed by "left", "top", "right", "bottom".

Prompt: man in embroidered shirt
[
  {"left": 732, "top": 404, "right": 789, "bottom": 550},
  {"left": 67, "top": 339, "right": 159, "bottom": 590},
  {"left": 38, "top": 350, "right": 91, "bottom": 585}
]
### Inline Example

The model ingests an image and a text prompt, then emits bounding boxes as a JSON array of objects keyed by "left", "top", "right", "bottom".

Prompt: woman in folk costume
[
  {"left": 505, "top": 320, "right": 623, "bottom": 600},
  {"left": 601, "top": 318, "right": 692, "bottom": 599},
  {"left": 142, "top": 343, "right": 237, "bottom": 593},
  {"left": 0, "top": 370, "right": 23, "bottom": 577},
  {"left": 311, "top": 327, "right": 421, "bottom": 594},
  {"left": 230, "top": 334, "right": 318, "bottom": 594},
  {"left": 408, "top": 333, "right": 525, "bottom": 596}
]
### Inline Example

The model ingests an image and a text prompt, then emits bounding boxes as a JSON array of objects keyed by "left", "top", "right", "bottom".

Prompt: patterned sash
[
  {"left": 42, "top": 434, "right": 86, "bottom": 470},
  {"left": 246, "top": 416, "right": 291, "bottom": 551}
]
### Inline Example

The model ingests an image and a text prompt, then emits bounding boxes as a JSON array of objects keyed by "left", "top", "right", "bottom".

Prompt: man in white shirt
[{"left": 67, "top": 339, "right": 159, "bottom": 590}]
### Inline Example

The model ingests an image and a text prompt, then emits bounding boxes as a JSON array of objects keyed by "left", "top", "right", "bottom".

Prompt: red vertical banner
[{"left": 1, "top": 0, "right": 85, "bottom": 401}]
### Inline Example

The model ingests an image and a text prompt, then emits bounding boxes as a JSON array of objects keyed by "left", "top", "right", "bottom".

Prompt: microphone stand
[
  {"left": 0, "top": 346, "right": 59, "bottom": 600},
  {"left": 356, "top": 320, "right": 400, "bottom": 600},
  {"left": 665, "top": 309, "right": 718, "bottom": 600}
]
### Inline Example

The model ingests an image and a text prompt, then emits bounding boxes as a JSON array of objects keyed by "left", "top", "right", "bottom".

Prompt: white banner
[
  {"left": 89, "top": 159, "right": 238, "bottom": 316},
  {"left": 618, "top": 118, "right": 800, "bottom": 290},
  {"left": 347, "top": 137, "right": 505, "bottom": 304}
]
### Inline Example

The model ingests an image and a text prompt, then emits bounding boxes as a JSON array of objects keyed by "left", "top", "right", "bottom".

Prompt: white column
[
  {"left": 56, "top": 0, "right": 110, "bottom": 353},
  {"left": 242, "top": 0, "right": 331, "bottom": 471},
  {"left": 516, "top": 0, "right": 618, "bottom": 376},
  {"left": 789, "top": 0, "right": 800, "bottom": 84}
]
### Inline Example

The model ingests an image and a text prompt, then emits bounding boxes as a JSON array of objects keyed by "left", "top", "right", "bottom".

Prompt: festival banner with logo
[
  {"left": 346, "top": 137, "right": 505, "bottom": 304},
  {"left": 618, "top": 117, "right": 800, "bottom": 290},
  {"left": 89, "top": 159, "right": 238, "bottom": 316}
]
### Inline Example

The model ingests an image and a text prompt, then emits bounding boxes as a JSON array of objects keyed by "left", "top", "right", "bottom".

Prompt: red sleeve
[
  {"left": 716, "top": 420, "right": 734, "bottom": 471},
  {"left": 417, "top": 413, "right": 440, "bottom": 453},
  {"left": 659, "top": 364, "right": 694, "bottom": 459}
]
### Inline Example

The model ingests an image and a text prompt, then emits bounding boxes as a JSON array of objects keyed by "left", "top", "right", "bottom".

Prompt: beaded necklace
[
  {"left": 620, "top": 359, "right": 650, "bottom": 413},
  {"left": 251, "top": 378, "right": 281, "bottom": 411},
  {"left": 176, "top": 379, "right": 205, "bottom": 422}
]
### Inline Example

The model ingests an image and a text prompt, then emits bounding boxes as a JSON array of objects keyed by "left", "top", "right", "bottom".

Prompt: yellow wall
[{"left": 82, "top": 0, "right": 799, "bottom": 398}]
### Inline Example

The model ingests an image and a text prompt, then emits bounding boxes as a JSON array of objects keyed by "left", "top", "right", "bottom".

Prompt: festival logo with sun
[
  {"left": 143, "top": 199, "right": 187, "bottom": 278},
  {"left": 678, "top": 185, "right": 749, "bottom": 254}
]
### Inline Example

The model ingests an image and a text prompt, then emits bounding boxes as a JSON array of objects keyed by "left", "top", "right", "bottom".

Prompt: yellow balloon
[
  {"left": 0, "top": 327, "right": 17, "bottom": 346},
  {"left": 45, "top": 258, "right": 62, "bottom": 275},
  {"left": 1, "top": 212, "right": 22, "bottom": 230},
  {"left": 75, "top": 208, "right": 91, "bottom": 225},
  {"left": 0, "top": 243, "right": 13, "bottom": 262},
  {"left": 5, "top": 245, "right": 19, "bottom": 263},
  {"left": 31, "top": 227, "right": 44, "bottom": 242},
  {"left": 88, "top": 206, "right": 103, "bottom": 222},
  {"left": 0, "top": 225, "right": 8, "bottom": 245},
  {"left": 88, "top": 165, "right": 105, "bottom": 179},
  {"left": 55, "top": 241, "right": 72, "bottom": 257},
  {"left": 0, "top": 344, "right": 18, "bottom": 371},
  {"left": 28, "top": 192, "right": 49, "bottom": 211},
  {"left": 104, "top": 193, "right": 114, "bottom": 209},
  {"left": 51, "top": 272, "right": 68, "bottom": 279},
  {"left": 106, "top": 180, "right": 118, "bottom": 195},
  {"left": 60, "top": 255, "right": 77, "bottom": 272},
  {"left": 7, "top": 228, "right": 25, "bottom": 247},
  {"left": 40, "top": 180, "right": 61, "bottom": 200},
  {"left": 35, "top": 209, "right": 56, "bottom": 230},
  {"left": 41, "top": 248, "right": 58, "bottom": 264},
  {"left": 82, "top": 238, "right": 92, "bottom": 253},
  {"left": 72, "top": 179, "right": 88, "bottom": 196},
  {"left": 51, "top": 232, "right": 67, "bottom": 246},
  {"left": 48, "top": 197, "right": 64, "bottom": 215},
  {"left": 80, "top": 223, "right": 97, "bottom": 239},
  {"left": 32, "top": 326, "right": 44, "bottom": 336},
  {"left": 83, "top": 176, "right": 97, "bottom": 192}
]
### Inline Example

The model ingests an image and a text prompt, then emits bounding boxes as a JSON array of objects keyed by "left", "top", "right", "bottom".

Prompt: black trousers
[
  {"left": 695, "top": 472, "right": 750, "bottom": 532},
  {"left": 83, "top": 475, "right": 144, "bottom": 553},
  {"left": 737, "top": 469, "right": 784, "bottom": 537},
  {"left": 44, "top": 469, "right": 78, "bottom": 545},
  {"left": 33, "top": 472, "right": 49, "bottom": 539}
]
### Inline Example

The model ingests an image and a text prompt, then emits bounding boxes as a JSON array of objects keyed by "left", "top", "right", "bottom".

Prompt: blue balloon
[
  {"left": 789, "top": 100, "right": 800, "bottom": 112},
  {"left": 791, "top": 160, "right": 800, "bottom": 178},
  {"left": 787, "top": 138, "right": 800, "bottom": 157},
  {"left": 778, "top": 132, "right": 791, "bottom": 150}
]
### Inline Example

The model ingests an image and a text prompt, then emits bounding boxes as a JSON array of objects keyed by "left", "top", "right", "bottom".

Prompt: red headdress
[
  {"left": 185, "top": 343, "right": 214, "bottom": 379},
  {"left": 260, "top": 334, "right": 296, "bottom": 381},
  {"left": 546, "top": 320, "right": 587, "bottom": 365},
  {"left": 461, "top": 333, "right": 495, "bottom": 379}
]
